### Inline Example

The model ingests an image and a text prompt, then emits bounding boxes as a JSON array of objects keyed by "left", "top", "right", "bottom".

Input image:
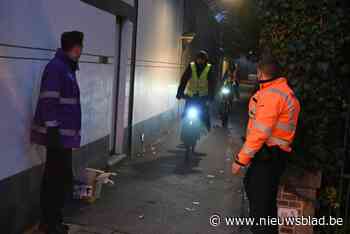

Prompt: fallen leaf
[{"left": 185, "top": 207, "right": 196, "bottom": 212}]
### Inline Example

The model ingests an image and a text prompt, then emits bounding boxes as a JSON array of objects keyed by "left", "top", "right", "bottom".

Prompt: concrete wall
[
  {"left": 125, "top": 0, "right": 184, "bottom": 152},
  {"left": 133, "top": 0, "right": 183, "bottom": 124}
]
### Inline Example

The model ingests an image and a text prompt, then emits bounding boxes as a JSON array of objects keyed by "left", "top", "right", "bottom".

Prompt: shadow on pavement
[{"left": 129, "top": 144, "right": 206, "bottom": 180}]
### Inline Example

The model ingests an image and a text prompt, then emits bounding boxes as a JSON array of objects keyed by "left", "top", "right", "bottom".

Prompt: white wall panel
[
  {"left": 0, "top": 0, "right": 115, "bottom": 56},
  {"left": 132, "top": 0, "right": 183, "bottom": 124}
]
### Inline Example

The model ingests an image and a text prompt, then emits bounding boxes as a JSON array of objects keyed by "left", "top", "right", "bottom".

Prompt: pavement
[{"left": 61, "top": 85, "right": 254, "bottom": 234}]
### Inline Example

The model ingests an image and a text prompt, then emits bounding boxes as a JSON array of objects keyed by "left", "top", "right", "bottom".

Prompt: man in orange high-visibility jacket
[{"left": 232, "top": 56, "right": 300, "bottom": 234}]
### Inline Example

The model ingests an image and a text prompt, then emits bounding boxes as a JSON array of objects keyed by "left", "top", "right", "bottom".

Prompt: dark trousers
[
  {"left": 244, "top": 146, "right": 287, "bottom": 234},
  {"left": 41, "top": 147, "right": 73, "bottom": 227},
  {"left": 232, "top": 85, "right": 240, "bottom": 100}
]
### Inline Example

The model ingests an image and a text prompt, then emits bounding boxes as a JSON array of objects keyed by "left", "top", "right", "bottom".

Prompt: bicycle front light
[
  {"left": 221, "top": 87, "right": 230, "bottom": 95},
  {"left": 187, "top": 107, "right": 199, "bottom": 120}
]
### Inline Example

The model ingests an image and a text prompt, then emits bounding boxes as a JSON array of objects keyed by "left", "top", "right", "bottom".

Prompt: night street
[
  {"left": 2, "top": 1, "right": 350, "bottom": 233},
  {"left": 64, "top": 86, "right": 253, "bottom": 234}
]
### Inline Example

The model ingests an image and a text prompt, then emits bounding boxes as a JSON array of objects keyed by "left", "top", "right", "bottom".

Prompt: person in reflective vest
[
  {"left": 232, "top": 56, "right": 300, "bottom": 234},
  {"left": 185, "top": 61, "right": 211, "bottom": 97},
  {"left": 31, "top": 31, "right": 84, "bottom": 234},
  {"left": 176, "top": 50, "right": 215, "bottom": 130},
  {"left": 223, "top": 63, "right": 240, "bottom": 101}
]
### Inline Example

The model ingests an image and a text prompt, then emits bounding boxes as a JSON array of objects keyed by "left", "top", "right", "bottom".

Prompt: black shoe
[{"left": 62, "top": 224, "right": 70, "bottom": 231}]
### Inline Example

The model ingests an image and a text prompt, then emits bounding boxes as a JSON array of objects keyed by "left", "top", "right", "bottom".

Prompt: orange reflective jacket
[{"left": 236, "top": 77, "right": 300, "bottom": 166}]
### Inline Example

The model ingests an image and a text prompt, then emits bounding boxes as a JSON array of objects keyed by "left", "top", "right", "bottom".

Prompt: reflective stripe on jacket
[
  {"left": 185, "top": 62, "right": 212, "bottom": 97},
  {"left": 31, "top": 49, "right": 82, "bottom": 148},
  {"left": 237, "top": 77, "right": 300, "bottom": 166}
]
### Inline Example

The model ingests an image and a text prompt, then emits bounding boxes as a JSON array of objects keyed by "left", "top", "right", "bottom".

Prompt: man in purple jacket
[{"left": 31, "top": 31, "right": 84, "bottom": 234}]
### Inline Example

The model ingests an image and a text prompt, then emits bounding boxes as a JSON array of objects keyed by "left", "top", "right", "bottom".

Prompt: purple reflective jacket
[{"left": 31, "top": 49, "right": 82, "bottom": 148}]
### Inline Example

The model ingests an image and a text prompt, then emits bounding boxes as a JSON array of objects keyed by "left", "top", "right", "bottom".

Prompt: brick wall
[{"left": 277, "top": 171, "right": 321, "bottom": 234}]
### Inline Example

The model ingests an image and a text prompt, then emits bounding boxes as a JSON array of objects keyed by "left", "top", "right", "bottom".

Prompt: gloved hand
[{"left": 47, "top": 127, "right": 61, "bottom": 148}]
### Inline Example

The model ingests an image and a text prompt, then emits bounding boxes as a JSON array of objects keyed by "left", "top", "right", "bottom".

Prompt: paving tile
[{"left": 68, "top": 224, "right": 114, "bottom": 234}]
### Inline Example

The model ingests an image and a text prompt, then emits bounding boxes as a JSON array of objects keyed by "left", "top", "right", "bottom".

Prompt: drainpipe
[
  {"left": 111, "top": 15, "right": 124, "bottom": 155},
  {"left": 127, "top": 0, "right": 139, "bottom": 157}
]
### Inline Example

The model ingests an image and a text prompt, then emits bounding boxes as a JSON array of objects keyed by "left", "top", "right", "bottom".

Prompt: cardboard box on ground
[{"left": 74, "top": 168, "right": 116, "bottom": 203}]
